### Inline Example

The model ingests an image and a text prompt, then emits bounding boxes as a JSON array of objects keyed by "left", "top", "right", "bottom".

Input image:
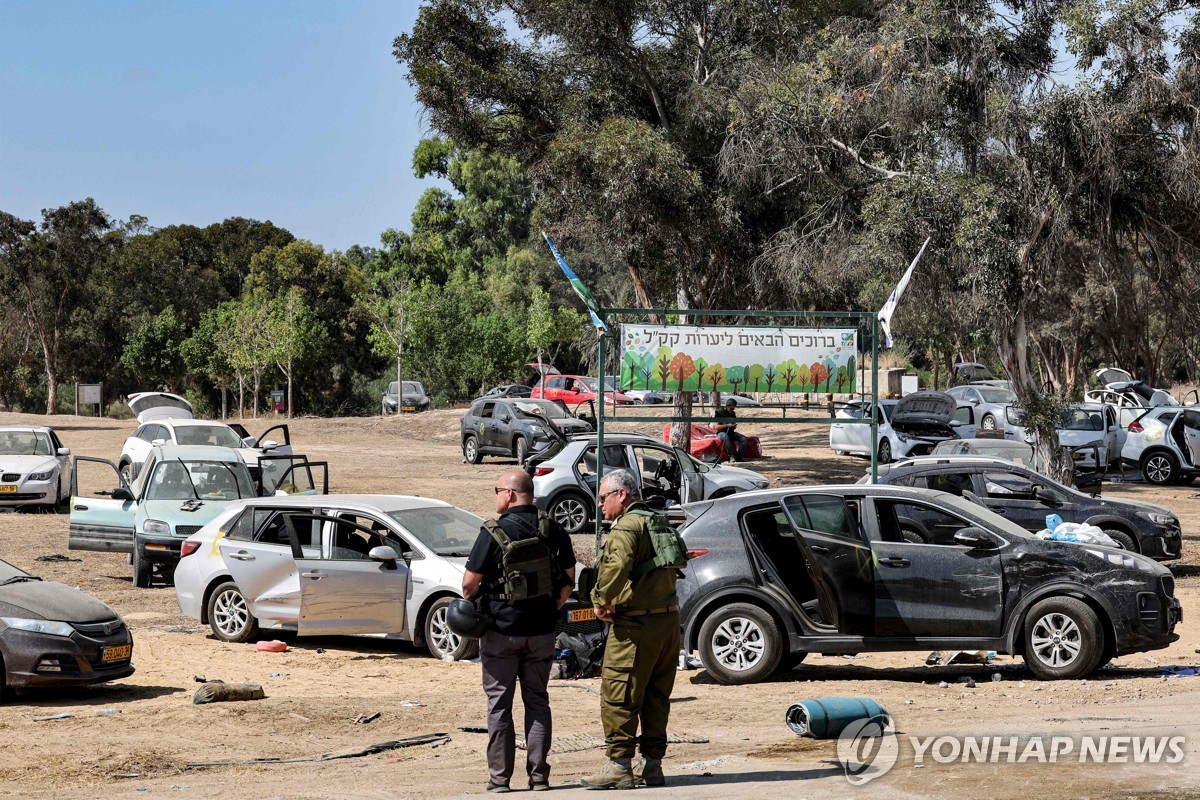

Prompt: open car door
[
  {"left": 68, "top": 456, "right": 136, "bottom": 553},
  {"left": 228, "top": 423, "right": 292, "bottom": 455},
  {"left": 258, "top": 455, "right": 329, "bottom": 496}
]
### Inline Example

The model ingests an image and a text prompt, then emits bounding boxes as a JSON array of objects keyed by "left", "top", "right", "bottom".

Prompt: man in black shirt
[
  {"left": 713, "top": 398, "right": 747, "bottom": 462},
  {"left": 464, "top": 470, "right": 575, "bottom": 793}
]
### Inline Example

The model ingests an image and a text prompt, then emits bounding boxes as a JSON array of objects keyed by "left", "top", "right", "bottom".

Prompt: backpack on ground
[
  {"left": 484, "top": 513, "right": 557, "bottom": 604},
  {"left": 629, "top": 509, "right": 689, "bottom": 579}
]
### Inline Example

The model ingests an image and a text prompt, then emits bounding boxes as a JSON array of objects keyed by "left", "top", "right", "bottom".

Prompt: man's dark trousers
[{"left": 481, "top": 630, "right": 556, "bottom": 786}]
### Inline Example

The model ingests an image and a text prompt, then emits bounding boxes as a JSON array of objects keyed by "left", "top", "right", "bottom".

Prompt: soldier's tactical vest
[{"left": 484, "top": 513, "right": 556, "bottom": 604}]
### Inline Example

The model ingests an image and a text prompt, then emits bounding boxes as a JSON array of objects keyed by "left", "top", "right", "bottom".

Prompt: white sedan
[
  {"left": 0, "top": 426, "right": 71, "bottom": 509},
  {"left": 830, "top": 392, "right": 975, "bottom": 463},
  {"left": 174, "top": 494, "right": 484, "bottom": 660}
]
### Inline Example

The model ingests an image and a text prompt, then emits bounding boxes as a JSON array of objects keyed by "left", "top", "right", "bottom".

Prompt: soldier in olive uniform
[{"left": 581, "top": 468, "right": 679, "bottom": 790}]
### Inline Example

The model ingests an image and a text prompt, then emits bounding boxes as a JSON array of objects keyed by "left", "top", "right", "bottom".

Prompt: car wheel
[
  {"left": 132, "top": 547, "right": 152, "bottom": 589},
  {"left": 514, "top": 436, "right": 529, "bottom": 465},
  {"left": 119, "top": 461, "right": 133, "bottom": 486},
  {"left": 877, "top": 439, "right": 892, "bottom": 465},
  {"left": 463, "top": 435, "right": 482, "bottom": 464},
  {"left": 697, "top": 602, "right": 782, "bottom": 685},
  {"left": 778, "top": 651, "right": 808, "bottom": 672},
  {"left": 0, "top": 653, "right": 7, "bottom": 706},
  {"left": 207, "top": 581, "right": 260, "bottom": 643},
  {"left": 549, "top": 491, "right": 591, "bottom": 535},
  {"left": 1101, "top": 528, "right": 1136, "bottom": 552},
  {"left": 981, "top": 414, "right": 997, "bottom": 432},
  {"left": 1022, "top": 596, "right": 1105, "bottom": 680},
  {"left": 1141, "top": 452, "right": 1177, "bottom": 485},
  {"left": 425, "top": 597, "right": 479, "bottom": 661},
  {"left": 900, "top": 524, "right": 927, "bottom": 544}
]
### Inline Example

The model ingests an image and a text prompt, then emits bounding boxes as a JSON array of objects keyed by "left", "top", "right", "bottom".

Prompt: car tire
[
  {"left": 1022, "top": 596, "right": 1105, "bottom": 680},
  {"left": 1141, "top": 452, "right": 1178, "bottom": 485},
  {"left": 778, "top": 651, "right": 808, "bottom": 672},
  {"left": 424, "top": 596, "right": 479, "bottom": 661},
  {"left": 207, "top": 581, "right": 260, "bottom": 643},
  {"left": 697, "top": 602, "right": 783, "bottom": 685},
  {"left": 132, "top": 547, "right": 152, "bottom": 589},
  {"left": 119, "top": 460, "right": 133, "bottom": 486},
  {"left": 877, "top": 439, "right": 892, "bottom": 465},
  {"left": 900, "top": 524, "right": 927, "bottom": 544},
  {"left": 514, "top": 436, "right": 529, "bottom": 465},
  {"left": 981, "top": 414, "right": 997, "bottom": 432},
  {"left": 0, "top": 653, "right": 7, "bottom": 706},
  {"left": 1100, "top": 528, "right": 1136, "bottom": 552},
  {"left": 548, "top": 490, "right": 592, "bottom": 535},
  {"left": 463, "top": 435, "right": 482, "bottom": 464}
]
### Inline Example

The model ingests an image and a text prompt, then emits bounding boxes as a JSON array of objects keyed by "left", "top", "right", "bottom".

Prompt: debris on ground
[
  {"left": 34, "top": 554, "right": 81, "bottom": 562},
  {"left": 33, "top": 708, "right": 120, "bottom": 721},
  {"left": 1158, "top": 665, "right": 1199, "bottom": 677},
  {"left": 193, "top": 681, "right": 265, "bottom": 705},
  {"left": 398, "top": 699, "right": 423, "bottom": 708},
  {"left": 255, "top": 640, "right": 287, "bottom": 653},
  {"left": 926, "top": 650, "right": 994, "bottom": 667},
  {"left": 459, "top": 725, "right": 488, "bottom": 733},
  {"left": 785, "top": 697, "right": 889, "bottom": 738},
  {"left": 354, "top": 712, "right": 381, "bottom": 724},
  {"left": 185, "top": 733, "right": 452, "bottom": 768}
]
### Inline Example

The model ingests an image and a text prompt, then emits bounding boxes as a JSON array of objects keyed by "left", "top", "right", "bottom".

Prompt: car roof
[
  {"left": 700, "top": 484, "right": 959, "bottom": 505},
  {"left": 0, "top": 425, "right": 54, "bottom": 434},
  {"left": 565, "top": 432, "right": 663, "bottom": 444},
  {"left": 227, "top": 493, "right": 457, "bottom": 513},
  {"left": 150, "top": 444, "right": 244, "bottom": 462},
  {"left": 152, "top": 419, "right": 233, "bottom": 428},
  {"left": 885, "top": 455, "right": 1023, "bottom": 471}
]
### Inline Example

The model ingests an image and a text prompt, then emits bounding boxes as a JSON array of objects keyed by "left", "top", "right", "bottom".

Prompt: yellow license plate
[
  {"left": 403, "top": 406, "right": 416, "bottom": 411},
  {"left": 0, "top": 485, "right": 16, "bottom": 493},
  {"left": 102, "top": 645, "right": 131, "bottom": 662},
  {"left": 569, "top": 607, "right": 597, "bottom": 623}
]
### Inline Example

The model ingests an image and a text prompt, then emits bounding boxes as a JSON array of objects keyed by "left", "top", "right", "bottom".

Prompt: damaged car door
[
  {"left": 218, "top": 509, "right": 307, "bottom": 626},
  {"left": 293, "top": 513, "right": 408, "bottom": 636},
  {"left": 1182, "top": 410, "right": 1200, "bottom": 467},
  {"left": 68, "top": 456, "right": 136, "bottom": 553},
  {"left": 258, "top": 455, "right": 329, "bottom": 496},
  {"left": 866, "top": 497, "right": 1003, "bottom": 638}
]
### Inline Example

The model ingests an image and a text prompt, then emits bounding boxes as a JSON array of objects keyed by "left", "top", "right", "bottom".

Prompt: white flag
[{"left": 877, "top": 237, "right": 931, "bottom": 348}]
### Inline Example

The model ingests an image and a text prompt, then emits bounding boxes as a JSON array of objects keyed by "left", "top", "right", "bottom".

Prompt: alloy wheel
[
  {"left": 1144, "top": 455, "right": 1174, "bottom": 484},
  {"left": 1030, "top": 611, "right": 1082, "bottom": 669},
  {"left": 428, "top": 604, "right": 462, "bottom": 659},
  {"left": 213, "top": 588, "right": 250, "bottom": 638},
  {"left": 552, "top": 496, "right": 588, "bottom": 533},
  {"left": 710, "top": 616, "right": 767, "bottom": 672}
]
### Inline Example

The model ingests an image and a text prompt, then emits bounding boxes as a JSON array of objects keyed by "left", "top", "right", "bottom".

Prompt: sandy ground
[{"left": 0, "top": 408, "right": 1197, "bottom": 800}]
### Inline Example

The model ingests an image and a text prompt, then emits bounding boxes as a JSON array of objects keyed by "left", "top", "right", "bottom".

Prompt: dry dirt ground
[{"left": 0, "top": 409, "right": 1198, "bottom": 800}]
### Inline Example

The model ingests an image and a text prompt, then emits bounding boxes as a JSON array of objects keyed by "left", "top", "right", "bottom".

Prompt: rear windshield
[
  {"left": 387, "top": 506, "right": 483, "bottom": 557},
  {"left": 512, "top": 399, "right": 570, "bottom": 419},
  {"left": 0, "top": 430, "right": 53, "bottom": 456},
  {"left": 174, "top": 425, "right": 244, "bottom": 448},
  {"left": 129, "top": 394, "right": 191, "bottom": 415}
]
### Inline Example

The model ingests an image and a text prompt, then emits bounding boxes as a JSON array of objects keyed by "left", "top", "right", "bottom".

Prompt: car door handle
[
  {"left": 301, "top": 571, "right": 324, "bottom": 580},
  {"left": 879, "top": 556, "right": 910, "bottom": 567},
  {"left": 74, "top": 504, "right": 88, "bottom": 511},
  {"left": 810, "top": 544, "right": 830, "bottom": 554},
  {"left": 228, "top": 552, "right": 256, "bottom": 561}
]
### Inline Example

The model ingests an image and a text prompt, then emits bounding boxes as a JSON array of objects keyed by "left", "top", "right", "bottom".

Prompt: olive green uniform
[{"left": 591, "top": 502, "right": 680, "bottom": 762}]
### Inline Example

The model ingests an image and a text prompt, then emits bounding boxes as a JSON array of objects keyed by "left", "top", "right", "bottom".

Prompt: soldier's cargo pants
[{"left": 599, "top": 612, "right": 680, "bottom": 761}]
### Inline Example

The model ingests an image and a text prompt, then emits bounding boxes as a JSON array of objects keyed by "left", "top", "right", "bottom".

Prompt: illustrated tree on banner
[
  {"left": 779, "top": 360, "right": 799, "bottom": 392},
  {"left": 706, "top": 363, "right": 726, "bottom": 393},
  {"left": 796, "top": 362, "right": 811, "bottom": 392},
  {"left": 693, "top": 357, "right": 709, "bottom": 393},
  {"left": 824, "top": 356, "right": 838, "bottom": 392},
  {"left": 656, "top": 348, "right": 673, "bottom": 389},
  {"left": 727, "top": 366, "right": 745, "bottom": 394},
  {"left": 846, "top": 355, "right": 857, "bottom": 392},
  {"left": 747, "top": 364, "right": 764, "bottom": 392},
  {"left": 764, "top": 363, "right": 777, "bottom": 393},
  {"left": 810, "top": 361, "right": 829, "bottom": 393},
  {"left": 667, "top": 352, "right": 697, "bottom": 391},
  {"left": 836, "top": 365, "right": 849, "bottom": 392}
]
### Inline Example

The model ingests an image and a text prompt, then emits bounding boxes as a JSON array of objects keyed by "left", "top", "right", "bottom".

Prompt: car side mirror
[
  {"left": 151, "top": 438, "right": 166, "bottom": 446},
  {"left": 111, "top": 487, "right": 135, "bottom": 502},
  {"left": 259, "top": 439, "right": 278, "bottom": 451},
  {"left": 1032, "top": 485, "right": 1058, "bottom": 505},
  {"left": 369, "top": 545, "right": 399, "bottom": 568},
  {"left": 57, "top": 447, "right": 71, "bottom": 456},
  {"left": 954, "top": 527, "right": 996, "bottom": 549}
]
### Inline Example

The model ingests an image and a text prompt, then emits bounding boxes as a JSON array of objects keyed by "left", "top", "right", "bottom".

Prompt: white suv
[{"left": 1123, "top": 406, "right": 1200, "bottom": 485}]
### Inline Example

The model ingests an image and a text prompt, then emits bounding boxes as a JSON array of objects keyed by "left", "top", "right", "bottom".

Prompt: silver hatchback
[{"left": 529, "top": 433, "right": 768, "bottom": 534}]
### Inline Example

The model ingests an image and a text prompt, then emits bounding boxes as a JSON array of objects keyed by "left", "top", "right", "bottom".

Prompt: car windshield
[
  {"left": 387, "top": 506, "right": 483, "bottom": 557},
  {"left": 145, "top": 460, "right": 254, "bottom": 501},
  {"left": 937, "top": 493, "right": 1034, "bottom": 540},
  {"left": 388, "top": 381, "right": 424, "bottom": 395},
  {"left": 1060, "top": 409, "right": 1105, "bottom": 431},
  {"left": 512, "top": 399, "right": 570, "bottom": 420},
  {"left": 0, "top": 430, "right": 52, "bottom": 455},
  {"left": 978, "top": 389, "right": 1017, "bottom": 403},
  {"left": 174, "top": 425, "right": 244, "bottom": 448}
]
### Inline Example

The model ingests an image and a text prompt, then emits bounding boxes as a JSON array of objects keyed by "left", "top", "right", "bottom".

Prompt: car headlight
[
  {"left": 895, "top": 432, "right": 911, "bottom": 442},
  {"left": 142, "top": 519, "right": 171, "bottom": 535},
  {"left": 1139, "top": 512, "right": 1176, "bottom": 526},
  {"left": 27, "top": 470, "right": 54, "bottom": 481},
  {"left": 2, "top": 617, "right": 75, "bottom": 637},
  {"left": 753, "top": 479, "right": 769, "bottom": 489}
]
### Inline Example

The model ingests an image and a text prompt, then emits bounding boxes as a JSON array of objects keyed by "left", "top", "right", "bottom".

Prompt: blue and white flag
[{"left": 877, "top": 237, "right": 931, "bottom": 348}]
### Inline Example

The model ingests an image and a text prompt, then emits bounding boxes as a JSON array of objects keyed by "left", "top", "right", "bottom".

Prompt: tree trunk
[
  {"left": 397, "top": 329, "right": 405, "bottom": 411},
  {"left": 252, "top": 367, "right": 261, "bottom": 419},
  {"left": 221, "top": 383, "right": 228, "bottom": 420},
  {"left": 286, "top": 357, "right": 293, "bottom": 420},
  {"left": 45, "top": 370, "right": 57, "bottom": 415}
]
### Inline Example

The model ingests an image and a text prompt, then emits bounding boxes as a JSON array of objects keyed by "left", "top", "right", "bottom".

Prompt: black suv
[
  {"left": 677, "top": 486, "right": 1180, "bottom": 684},
  {"left": 460, "top": 398, "right": 592, "bottom": 465},
  {"left": 865, "top": 456, "right": 1182, "bottom": 561}
]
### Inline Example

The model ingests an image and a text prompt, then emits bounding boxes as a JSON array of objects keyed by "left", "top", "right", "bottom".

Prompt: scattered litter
[
  {"left": 34, "top": 554, "right": 81, "bottom": 562},
  {"left": 992, "top": 673, "right": 1003, "bottom": 682},
  {"left": 676, "top": 650, "right": 702, "bottom": 670},
  {"left": 269, "top": 673, "right": 289, "bottom": 678},
  {"left": 516, "top": 732, "right": 707, "bottom": 754},
  {"left": 957, "top": 677, "right": 976, "bottom": 688},
  {"left": 193, "top": 675, "right": 208, "bottom": 683},
  {"left": 354, "top": 712, "right": 382, "bottom": 725},
  {"left": 193, "top": 681, "right": 265, "bottom": 705},
  {"left": 926, "top": 650, "right": 994, "bottom": 667},
  {"left": 459, "top": 725, "right": 488, "bottom": 733},
  {"left": 315, "top": 648, "right": 326, "bottom": 654},
  {"left": 186, "top": 733, "right": 451, "bottom": 768},
  {"left": 937, "top": 681, "right": 950, "bottom": 688},
  {"left": 1036, "top": 521, "right": 1118, "bottom": 548},
  {"left": 166, "top": 626, "right": 200, "bottom": 634},
  {"left": 1158, "top": 666, "right": 1199, "bottom": 677},
  {"left": 905, "top": 700, "right": 913, "bottom": 705},
  {"left": 398, "top": 699, "right": 423, "bottom": 708},
  {"left": 256, "top": 640, "right": 288, "bottom": 653},
  {"left": 32, "top": 708, "right": 120, "bottom": 722},
  {"left": 549, "top": 683, "right": 601, "bottom": 697},
  {"left": 785, "top": 697, "right": 889, "bottom": 739},
  {"left": 288, "top": 713, "right": 311, "bottom": 723},
  {"left": 111, "top": 773, "right": 141, "bottom": 779}
]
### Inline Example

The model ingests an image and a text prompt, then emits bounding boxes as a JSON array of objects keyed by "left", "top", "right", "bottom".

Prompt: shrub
[{"left": 105, "top": 400, "right": 132, "bottom": 419}]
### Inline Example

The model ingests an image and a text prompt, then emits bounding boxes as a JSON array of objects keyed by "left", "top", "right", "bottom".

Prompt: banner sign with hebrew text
[{"left": 619, "top": 324, "right": 858, "bottom": 394}]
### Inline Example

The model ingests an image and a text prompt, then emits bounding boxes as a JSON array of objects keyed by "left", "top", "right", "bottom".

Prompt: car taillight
[
  {"left": 1128, "top": 420, "right": 1143, "bottom": 433},
  {"left": 180, "top": 541, "right": 200, "bottom": 558},
  {"left": 686, "top": 548, "right": 709, "bottom": 560},
  {"left": 534, "top": 467, "right": 555, "bottom": 477}
]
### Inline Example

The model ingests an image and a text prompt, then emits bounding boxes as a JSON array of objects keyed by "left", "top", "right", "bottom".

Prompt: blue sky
[{"left": 0, "top": 1, "right": 437, "bottom": 251}]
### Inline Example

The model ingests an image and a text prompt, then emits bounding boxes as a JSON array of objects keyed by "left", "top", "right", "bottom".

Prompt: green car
[{"left": 69, "top": 445, "right": 326, "bottom": 588}]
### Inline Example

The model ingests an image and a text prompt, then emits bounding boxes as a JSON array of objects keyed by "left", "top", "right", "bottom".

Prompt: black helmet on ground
[{"left": 446, "top": 598, "right": 492, "bottom": 638}]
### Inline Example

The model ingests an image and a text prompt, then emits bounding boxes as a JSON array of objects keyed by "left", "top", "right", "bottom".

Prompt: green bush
[
  {"left": 105, "top": 400, "right": 132, "bottom": 419},
  {"left": 185, "top": 387, "right": 214, "bottom": 419}
]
